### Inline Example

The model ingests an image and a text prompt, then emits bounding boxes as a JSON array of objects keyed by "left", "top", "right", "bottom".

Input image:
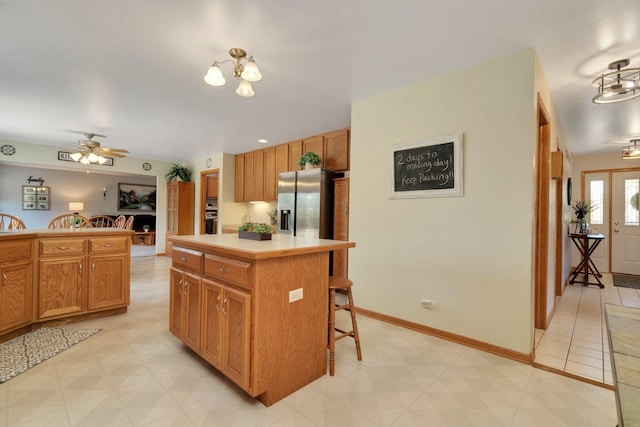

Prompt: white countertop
[{"left": 168, "top": 233, "right": 355, "bottom": 260}]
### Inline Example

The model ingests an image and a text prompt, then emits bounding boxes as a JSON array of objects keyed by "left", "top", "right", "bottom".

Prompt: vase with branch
[{"left": 573, "top": 200, "right": 594, "bottom": 234}]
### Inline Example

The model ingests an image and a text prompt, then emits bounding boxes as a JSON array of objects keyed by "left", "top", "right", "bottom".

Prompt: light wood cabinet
[
  {"left": 169, "top": 267, "right": 201, "bottom": 353},
  {"left": 289, "top": 140, "right": 303, "bottom": 172},
  {"left": 207, "top": 176, "right": 219, "bottom": 198},
  {"left": 324, "top": 128, "right": 350, "bottom": 172},
  {"left": 242, "top": 150, "right": 265, "bottom": 201},
  {"left": 302, "top": 135, "right": 324, "bottom": 166},
  {"left": 263, "top": 147, "right": 277, "bottom": 201},
  {"left": 201, "top": 278, "right": 251, "bottom": 390},
  {"left": 0, "top": 239, "right": 33, "bottom": 333},
  {"left": 235, "top": 154, "right": 245, "bottom": 202},
  {"left": 166, "top": 181, "right": 195, "bottom": 255},
  {"left": 333, "top": 177, "right": 350, "bottom": 277},
  {"left": 87, "top": 255, "right": 128, "bottom": 310}
]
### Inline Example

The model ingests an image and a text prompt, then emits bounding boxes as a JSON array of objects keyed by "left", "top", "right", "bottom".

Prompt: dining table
[{"left": 569, "top": 232, "right": 605, "bottom": 288}]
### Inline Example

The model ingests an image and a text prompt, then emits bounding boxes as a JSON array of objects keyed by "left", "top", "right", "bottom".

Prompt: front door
[{"left": 611, "top": 171, "right": 640, "bottom": 274}]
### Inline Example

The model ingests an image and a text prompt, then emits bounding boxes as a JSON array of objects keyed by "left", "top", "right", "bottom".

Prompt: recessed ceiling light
[{"left": 258, "top": 139, "right": 268, "bottom": 144}]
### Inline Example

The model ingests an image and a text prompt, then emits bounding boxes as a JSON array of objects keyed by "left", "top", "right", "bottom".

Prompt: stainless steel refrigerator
[{"left": 277, "top": 168, "right": 334, "bottom": 238}]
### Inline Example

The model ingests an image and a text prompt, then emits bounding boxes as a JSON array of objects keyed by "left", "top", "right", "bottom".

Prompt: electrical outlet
[
  {"left": 289, "top": 288, "right": 303, "bottom": 303},
  {"left": 421, "top": 299, "right": 438, "bottom": 309}
]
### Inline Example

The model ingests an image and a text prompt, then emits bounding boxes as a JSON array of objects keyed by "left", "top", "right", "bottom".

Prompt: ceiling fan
[{"left": 70, "top": 133, "right": 129, "bottom": 165}]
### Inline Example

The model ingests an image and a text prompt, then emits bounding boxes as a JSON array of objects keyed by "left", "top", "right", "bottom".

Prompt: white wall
[{"left": 350, "top": 49, "right": 539, "bottom": 354}]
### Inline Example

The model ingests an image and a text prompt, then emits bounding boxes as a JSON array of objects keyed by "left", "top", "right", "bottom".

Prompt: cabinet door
[
  {"left": 289, "top": 140, "right": 303, "bottom": 172},
  {"left": 333, "top": 178, "right": 350, "bottom": 277},
  {"left": 207, "top": 176, "right": 219, "bottom": 198},
  {"left": 303, "top": 136, "right": 324, "bottom": 168},
  {"left": 169, "top": 267, "right": 184, "bottom": 339},
  {"left": 38, "top": 256, "right": 84, "bottom": 319},
  {"left": 182, "top": 271, "right": 201, "bottom": 352},
  {"left": 254, "top": 150, "right": 265, "bottom": 201},
  {"left": 263, "top": 147, "right": 277, "bottom": 202},
  {"left": 0, "top": 261, "right": 33, "bottom": 332},
  {"left": 87, "top": 255, "right": 128, "bottom": 310},
  {"left": 235, "top": 154, "right": 245, "bottom": 202},
  {"left": 222, "top": 285, "right": 251, "bottom": 390},
  {"left": 275, "top": 144, "right": 289, "bottom": 177},
  {"left": 243, "top": 151, "right": 255, "bottom": 201},
  {"left": 201, "top": 278, "right": 224, "bottom": 369},
  {"left": 324, "top": 129, "right": 350, "bottom": 172}
]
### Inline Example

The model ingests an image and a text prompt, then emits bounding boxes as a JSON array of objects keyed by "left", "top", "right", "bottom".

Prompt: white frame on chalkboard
[{"left": 389, "top": 133, "right": 463, "bottom": 199}]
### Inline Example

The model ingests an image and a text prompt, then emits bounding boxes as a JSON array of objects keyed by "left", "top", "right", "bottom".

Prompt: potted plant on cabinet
[
  {"left": 297, "top": 151, "right": 322, "bottom": 170},
  {"left": 238, "top": 222, "right": 274, "bottom": 241},
  {"left": 165, "top": 163, "right": 192, "bottom": 183}
]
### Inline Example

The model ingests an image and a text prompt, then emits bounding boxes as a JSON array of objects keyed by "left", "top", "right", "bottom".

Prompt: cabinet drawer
[
  {"left": 0, "top": 239, "right": 31, "bottom": 262},
  {"left": 172, "top": 246, "right": 204, "bottom": 274},
  {"left": 89, "top": 237, "right": 128, "bottom": 253},
  {"left": 205, "top": 254, "right": 251, "bottom": 290},
  {"left": 40, "top": 238, "right": 85, "bottom": 256}
]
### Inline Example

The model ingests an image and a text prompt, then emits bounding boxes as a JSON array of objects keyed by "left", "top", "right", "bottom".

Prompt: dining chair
[
  {"left": 0, "top": 213, "right": 27, "bottom": 230},
  {"left": 124, "top": 215, "right": 134, "bottom": 230},
  {"left": 48, "top": 214, "right": 92, "bottom": 229},
  {"left": 90, "top": 215, "right": 116, "bottom": 228},
  {"left": 114, "top": 215, "right": 126, "bottom": 228}
]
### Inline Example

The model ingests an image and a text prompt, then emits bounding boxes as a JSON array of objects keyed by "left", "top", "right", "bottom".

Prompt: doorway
[{"left": 200, "top": 169, "right": 219, "bottom": 235}]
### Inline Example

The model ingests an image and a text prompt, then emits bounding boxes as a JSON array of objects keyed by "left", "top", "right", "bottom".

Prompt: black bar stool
[{"left": 328, "top": 276, "right": 362, "bottom": 376}]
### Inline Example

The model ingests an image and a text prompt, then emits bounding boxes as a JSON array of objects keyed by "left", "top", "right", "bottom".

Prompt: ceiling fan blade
[
  {"left": 105, "top": 152, "right": 127, "bottom": 158},
  {"left": 101, "top": 148, "right": 129, "bottom": 153}
]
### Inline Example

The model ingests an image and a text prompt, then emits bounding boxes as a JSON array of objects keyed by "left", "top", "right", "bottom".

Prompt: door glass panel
[
  {"left": 625, "top": 178, "right": 640, "bottom": 226},
  {"left": 590, "top": 180, "right": 604, "bottom": 225}
]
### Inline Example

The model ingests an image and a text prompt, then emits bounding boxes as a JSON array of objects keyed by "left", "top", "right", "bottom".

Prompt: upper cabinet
[{"left": 234, "top": 127, "right": 350, "bottom": 202}]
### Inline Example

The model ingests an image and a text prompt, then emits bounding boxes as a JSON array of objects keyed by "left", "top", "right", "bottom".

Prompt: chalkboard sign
[{"left": 390, "top": 133, "right": 463, "bottom": 198}]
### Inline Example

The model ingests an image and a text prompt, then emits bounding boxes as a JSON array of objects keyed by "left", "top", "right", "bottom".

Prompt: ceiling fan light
[
  {"left": 236, "top": 80, "right": 255, "bottom": 97},
  {"left": 241, "top": 58, "right": 262, "bottom": 82},
  {"left": 87, "top": 152, "right": 99, "bottom": 162},
  {"left": 97, "top": 155, "right": 107, "bottom": 165},
  {"left": 70, "top": 152, "right": 83, "bottom": 161},
  {"left": 80, "top": 156, "right": 90, "bottom": 165},
  {"left": 204, "top": 64, "right": 226, "bottom": 86}
]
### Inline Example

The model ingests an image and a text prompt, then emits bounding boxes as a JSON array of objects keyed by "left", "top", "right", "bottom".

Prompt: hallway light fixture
[
  {"left": 204, "top": 48, "right": 262, "bottom": 97},
  {"left": 621, "top": 139, "right": 640, "bottom": 160},
  {"left": 592, "top": 59, "right": 640, "bottom": 104}
]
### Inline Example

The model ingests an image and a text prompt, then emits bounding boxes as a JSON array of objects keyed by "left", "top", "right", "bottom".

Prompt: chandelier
[
  {"left": 204, "top": 48, "right": 262, "bottom": 97},
  {"left": 592, "top": 59, "right": 640, "bottom": 104},
  {"left": 621, "top": 139, "right": 640, "bottom": 160}
]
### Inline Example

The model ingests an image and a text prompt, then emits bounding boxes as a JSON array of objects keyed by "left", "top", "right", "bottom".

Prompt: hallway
[{"left": 534, "top": 273, "right": 640, "bottom": 384}]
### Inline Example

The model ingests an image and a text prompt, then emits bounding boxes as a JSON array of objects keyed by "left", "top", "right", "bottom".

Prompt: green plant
[
  {"left": 238, "top": 222, "right": 273, "bottom": 234},
  {"left": 165, "top": 163, "right": 192, "bottom": 183},
  {"left": 297, "top": 151, "right": 322, "bottom": 167}
]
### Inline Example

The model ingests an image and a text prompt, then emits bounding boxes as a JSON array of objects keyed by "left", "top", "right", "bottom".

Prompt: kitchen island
[{"left": 168, "top": 233, "right": 355, "bottom": 406}]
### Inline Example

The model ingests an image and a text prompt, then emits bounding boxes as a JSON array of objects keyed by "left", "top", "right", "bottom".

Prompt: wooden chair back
[
  {"left": 114, "top": 215, "right": 127, "bottom": 228},
  {"left": 124, "top": 215, "right": 135, "bottom": 230},
  {"left": 90, "top": 215, "right": 116, "bottom": 228},
  {"left": 48, "top": 214, "right": 92, "bottom": 229},
  {"left": 0, "top": 213, "right": 27, "bottom": 230}
]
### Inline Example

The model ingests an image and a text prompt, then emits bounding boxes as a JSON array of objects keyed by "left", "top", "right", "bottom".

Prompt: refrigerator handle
[{"left": 280, "top": 209, "right": 291, "bottom": 231}]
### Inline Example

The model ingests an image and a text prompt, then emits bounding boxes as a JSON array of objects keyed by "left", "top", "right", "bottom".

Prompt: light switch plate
[{"left": 289, "top": 288, "right": 303, "bottom": 303}]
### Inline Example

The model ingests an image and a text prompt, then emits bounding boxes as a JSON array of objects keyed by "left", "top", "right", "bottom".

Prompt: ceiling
[{"left": 1, "top": 0, "right": 639, "bottom": 162}]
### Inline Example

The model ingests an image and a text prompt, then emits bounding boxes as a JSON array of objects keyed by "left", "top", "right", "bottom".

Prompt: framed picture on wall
[
  {"left": 22, "top": 186, "right": 50, "bottom": 210},
  {"left": 118, "top": 183, "right": 156, "bottom": 211}
]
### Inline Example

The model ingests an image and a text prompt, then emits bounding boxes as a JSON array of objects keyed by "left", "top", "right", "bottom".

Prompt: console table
[{"left": 569, "top": 233, "right": 605, "bottom": 288}]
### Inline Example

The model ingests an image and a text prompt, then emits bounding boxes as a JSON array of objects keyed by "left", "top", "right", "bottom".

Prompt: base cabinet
[
  {"left": 169, "top": 267, "right": 201, "bottom": 353},
  {"left": 87, "top": 255, "right": 128, "bottom": 310},
  {"left": 201, "top": 278, "right": 251, "bottom": 390},
  {"left": 38, "top": 256, "right": 84, "bottom": 319},
  {"left": 0, "top": 261, "right": 33, "bottom": 332}
]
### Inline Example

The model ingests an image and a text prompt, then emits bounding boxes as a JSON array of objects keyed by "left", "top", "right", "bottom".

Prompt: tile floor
[
  {"left": 534, "top": 273, "right": 640, "bottom": 385},
  {"left": 0, "top": 256, "right": 617, "bottom": 426}
]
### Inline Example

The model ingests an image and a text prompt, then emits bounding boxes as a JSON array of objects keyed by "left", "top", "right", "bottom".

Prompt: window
[
  {"left": 589, "top": 180, "right": 603, "bottom": 225},
  {"left": 625, "top": 178, "right": 640, "bottom": 226}
]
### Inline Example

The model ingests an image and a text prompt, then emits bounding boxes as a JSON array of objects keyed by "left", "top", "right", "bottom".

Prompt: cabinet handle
[
  {"left": 56, "top": 246, "right": 71, "bottom": 250},
  {"left": 215, "top": 295, "right": 221, "bottom": 312},
  {"left": 92, "top": 263, "right": 95, "bottom": 273},
  {"left": 222, "top": 297, "right": 228, "bottom": 315},
  {"left": 79, "top": 262, "right": 83, "bottom": 273},
  {"left": 101, "top": 243, "right": 115, "bottom": 248},
  {"left": 180, "top": 257, "right": 188, "bottom": 262},
  {"left": 2, "top": 273, "right": 6, "bottom": 286},
  {"left": 218, "top": 267, "right": 228, "bottom": 273}
]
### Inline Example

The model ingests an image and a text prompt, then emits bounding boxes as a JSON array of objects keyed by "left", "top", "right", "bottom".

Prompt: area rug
[
  {"left": 612, "top": 273, "right": 640, "bottom": 289},
  {"left": 0, "top": 327, "right": 100, "bottom": 383}
]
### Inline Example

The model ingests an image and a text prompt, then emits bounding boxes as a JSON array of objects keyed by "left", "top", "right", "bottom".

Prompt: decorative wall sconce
[{"left": 103, "top": 187, "right": 107, "bottom": 199}]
